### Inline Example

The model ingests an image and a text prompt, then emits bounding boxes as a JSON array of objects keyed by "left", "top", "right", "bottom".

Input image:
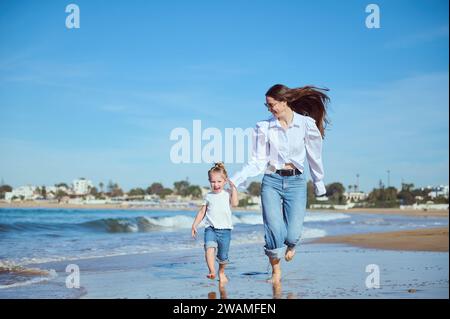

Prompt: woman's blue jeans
[{"left": 261, "top": 172, "right": 307, "bottom": 260}]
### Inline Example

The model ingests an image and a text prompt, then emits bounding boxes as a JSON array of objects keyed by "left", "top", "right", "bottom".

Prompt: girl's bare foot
[
  {"left": 218, "top": 272, "right": 228, "bottom": 284},
  {"left": 206, "top": 273, "right": 216, "bottom": 280},
  {"left": 285, "top": 247, "right": 296, "bottom": 262}
]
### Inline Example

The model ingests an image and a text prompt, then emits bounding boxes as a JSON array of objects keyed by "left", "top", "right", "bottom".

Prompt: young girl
[{"left": 191, "top": 162, "right": 239, "bottom": 284}]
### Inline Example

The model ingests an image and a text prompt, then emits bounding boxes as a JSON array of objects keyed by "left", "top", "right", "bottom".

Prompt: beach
[
  {"left": 0, "top": 207, "right": 448, "bottom": 299},
  {"left": 312, "top": 227, "right": 449, "bottom": 252},
  {"left": 329, "top": 208, "right": 449, "bottom": 218}
]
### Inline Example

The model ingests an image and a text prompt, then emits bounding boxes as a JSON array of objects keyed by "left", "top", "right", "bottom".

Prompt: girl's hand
[{"left": 191, "top": 226, "right": 197, "bottom": 238}]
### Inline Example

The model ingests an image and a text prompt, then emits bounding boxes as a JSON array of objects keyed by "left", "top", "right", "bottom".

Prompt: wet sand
[
  {"left": 312, "top": 227, "right": 449, "bottom": 252},
  {"left": 1, "top": 243, "right": 447, "bottom": 299}
]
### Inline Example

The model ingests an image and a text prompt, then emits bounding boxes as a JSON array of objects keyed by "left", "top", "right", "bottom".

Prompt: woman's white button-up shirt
[{"left": 230, "top": 111, "right": 326, "bottom": 196}]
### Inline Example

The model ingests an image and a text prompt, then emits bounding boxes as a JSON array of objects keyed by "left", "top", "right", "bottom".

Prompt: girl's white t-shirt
[{"left": 202, "top": 190, "right": 233, "bottom": 229}]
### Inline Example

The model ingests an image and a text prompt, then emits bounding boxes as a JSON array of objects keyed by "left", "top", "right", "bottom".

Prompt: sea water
[{"left": 0, "top": 208, "right": 447, "bottom": 292}]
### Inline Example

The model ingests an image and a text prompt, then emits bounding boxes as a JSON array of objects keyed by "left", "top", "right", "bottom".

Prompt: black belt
[{"left": 275, "top": 168, "right": 302, "bottom": 176}]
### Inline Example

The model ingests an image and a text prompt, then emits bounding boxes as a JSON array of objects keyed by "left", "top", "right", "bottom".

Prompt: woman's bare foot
[
  {"left": 218, "top": 272, "right": 228, "bottom": 284},
  {"left": 267, "top": 257, "right": 282, "bottom": 283},
  {"left": 267, "top": 271, "right": 281, "bottom": 283},
  {"left": 285, "top": 247, "right": 296, "bottom": 262},
  {"left": 206, "top": 273, "right": 216, "bottom": 280}
]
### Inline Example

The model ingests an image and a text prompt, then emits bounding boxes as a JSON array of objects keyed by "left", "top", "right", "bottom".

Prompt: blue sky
[{"left": 0, "top": 0, "right": 448, "bottom": 192}]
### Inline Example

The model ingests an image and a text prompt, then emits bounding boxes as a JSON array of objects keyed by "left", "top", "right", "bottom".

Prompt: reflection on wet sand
[
  {"left": 208, "top": 281, "right": 298, "bottom": 299},
  {"left": 272, "top": 281, "right": 282, "bottom": 299},
  {"left": 208, "top": 283, "right": 228, "bottom": 299}
]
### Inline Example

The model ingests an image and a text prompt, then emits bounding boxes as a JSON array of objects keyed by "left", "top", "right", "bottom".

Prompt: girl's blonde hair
[{"left": 208, "top": 162, "right": 228, "bottom": 180}]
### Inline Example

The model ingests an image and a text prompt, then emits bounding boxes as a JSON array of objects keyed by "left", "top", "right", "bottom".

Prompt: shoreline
[
  {"left": 0, "top": 201, "right": 448, "bottom": 217},
  {"left": 311, "top": 227, "right": 449, "bottom": 252}
]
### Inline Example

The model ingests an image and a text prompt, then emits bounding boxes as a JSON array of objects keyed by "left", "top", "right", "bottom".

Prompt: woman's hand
[
  {"left": 227, "top": 178, "right": 236, "bottom": 189},
  {"left": 227, "top": 179, "right": 239, "bottom": 207}
]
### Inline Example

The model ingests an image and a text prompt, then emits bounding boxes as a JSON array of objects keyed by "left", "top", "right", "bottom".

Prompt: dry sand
[
  {"left": 313, "top": 207, "right": 449, "bottom": 218},
  {"left": 312, "top": 227, "right": 449, "bottom": 252}
]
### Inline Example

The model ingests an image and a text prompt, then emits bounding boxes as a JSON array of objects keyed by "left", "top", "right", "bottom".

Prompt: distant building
[
  {"left": 144, "top": 194, "right": 160, "bottom": 201},
  {"left": 316, "top": 196, "right": 329, "bottom": 202},
  {"left": 428, "top": 185, "right": 449, "bottom": 199},
  {"left": 344, "top": 191, "right": 368, "bottom": 202},
  {"left": 47, "top": 185, "right": 71, "bottom": 195},
  {"left": 164, "top": 194, "right": 183, "bottom": 202},
  {"left": 72, "top": 178, "right": 93, "bottom": 195},
  {"left": 4, "top": 185, "right": 37, "bottom": 201}
]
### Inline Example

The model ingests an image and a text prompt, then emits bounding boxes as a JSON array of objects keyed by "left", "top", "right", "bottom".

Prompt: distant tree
[
  {"left": 159, "top": 188, "right": 173, "bottom": 199},
  {"left": 187, "top": 185, "right": 202, "bottom": 199},
  {"left": 55, "top": 183, "right": 69, "bottom": 189},
  {"left": 396, "top": 183, "right": 416, "bottom": 205},
  {"left": 384, "top": 186, "right": 398, "bottom": 201},
  {"left": 326, "top": 182, "right": 346, "bottom": 204},
  {"left": 99, "top": 182, "right": 104, "bottom": 193},
  {"left": 238, "top": 197, "right": 251, "bottom": 207},
  {"left": 433, "top": 196, "right": 449, "bottom": 204},
  {"left": 147, "top": 183, "right": 164, "bottom": 195},
  {"left": 247, "top": 182, "right": 261, "bottom": 197},
  {"left": 129, "top": 188, "right": 145, "bottom": 197},
  {"left": 89, "top": 187, "right": 99, "bottom": 197},
  {"left": 55, "top": 189, "right": 68, "bottom": 199},
  {"left": 401, "top": 183, "right": 415, "bottom": 192},
  {"left": 397, "top": 189, "right": 415, "bottom": 205},
  {"left": 105, "top": 181, "right": 123, "bottom": 197},
  {"left": 174, "top": 180, "right": 190, "bottom": 196},
  {"left": 111, "top": 183, "right": 124, "bottom": 198},
  {"left": 411, "top": 187, "right": 431, "bottom": 203},
  {"left": 348, "top": 185, "right": 353, "bottom": 193},
  {"left": 41, "top": 186, "right": 47, "bottom": 199},
  {"left": 367, "top": 186, "right": 399, "bottom": 208},
  {"left": 0, "top": 184, "right": 12, "bottom": 199},
  {"left": 107, "top": 180, "right": 115, "bottom": 194}
]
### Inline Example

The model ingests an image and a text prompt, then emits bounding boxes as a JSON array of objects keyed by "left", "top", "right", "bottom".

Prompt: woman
[{"left": 229, "top": 84, "right": 329, "bottom": 283}]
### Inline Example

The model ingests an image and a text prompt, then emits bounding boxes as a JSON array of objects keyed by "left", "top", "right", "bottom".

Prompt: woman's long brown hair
[{"left": 265, "top": 84, "right": 330, "bottom": 138}]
